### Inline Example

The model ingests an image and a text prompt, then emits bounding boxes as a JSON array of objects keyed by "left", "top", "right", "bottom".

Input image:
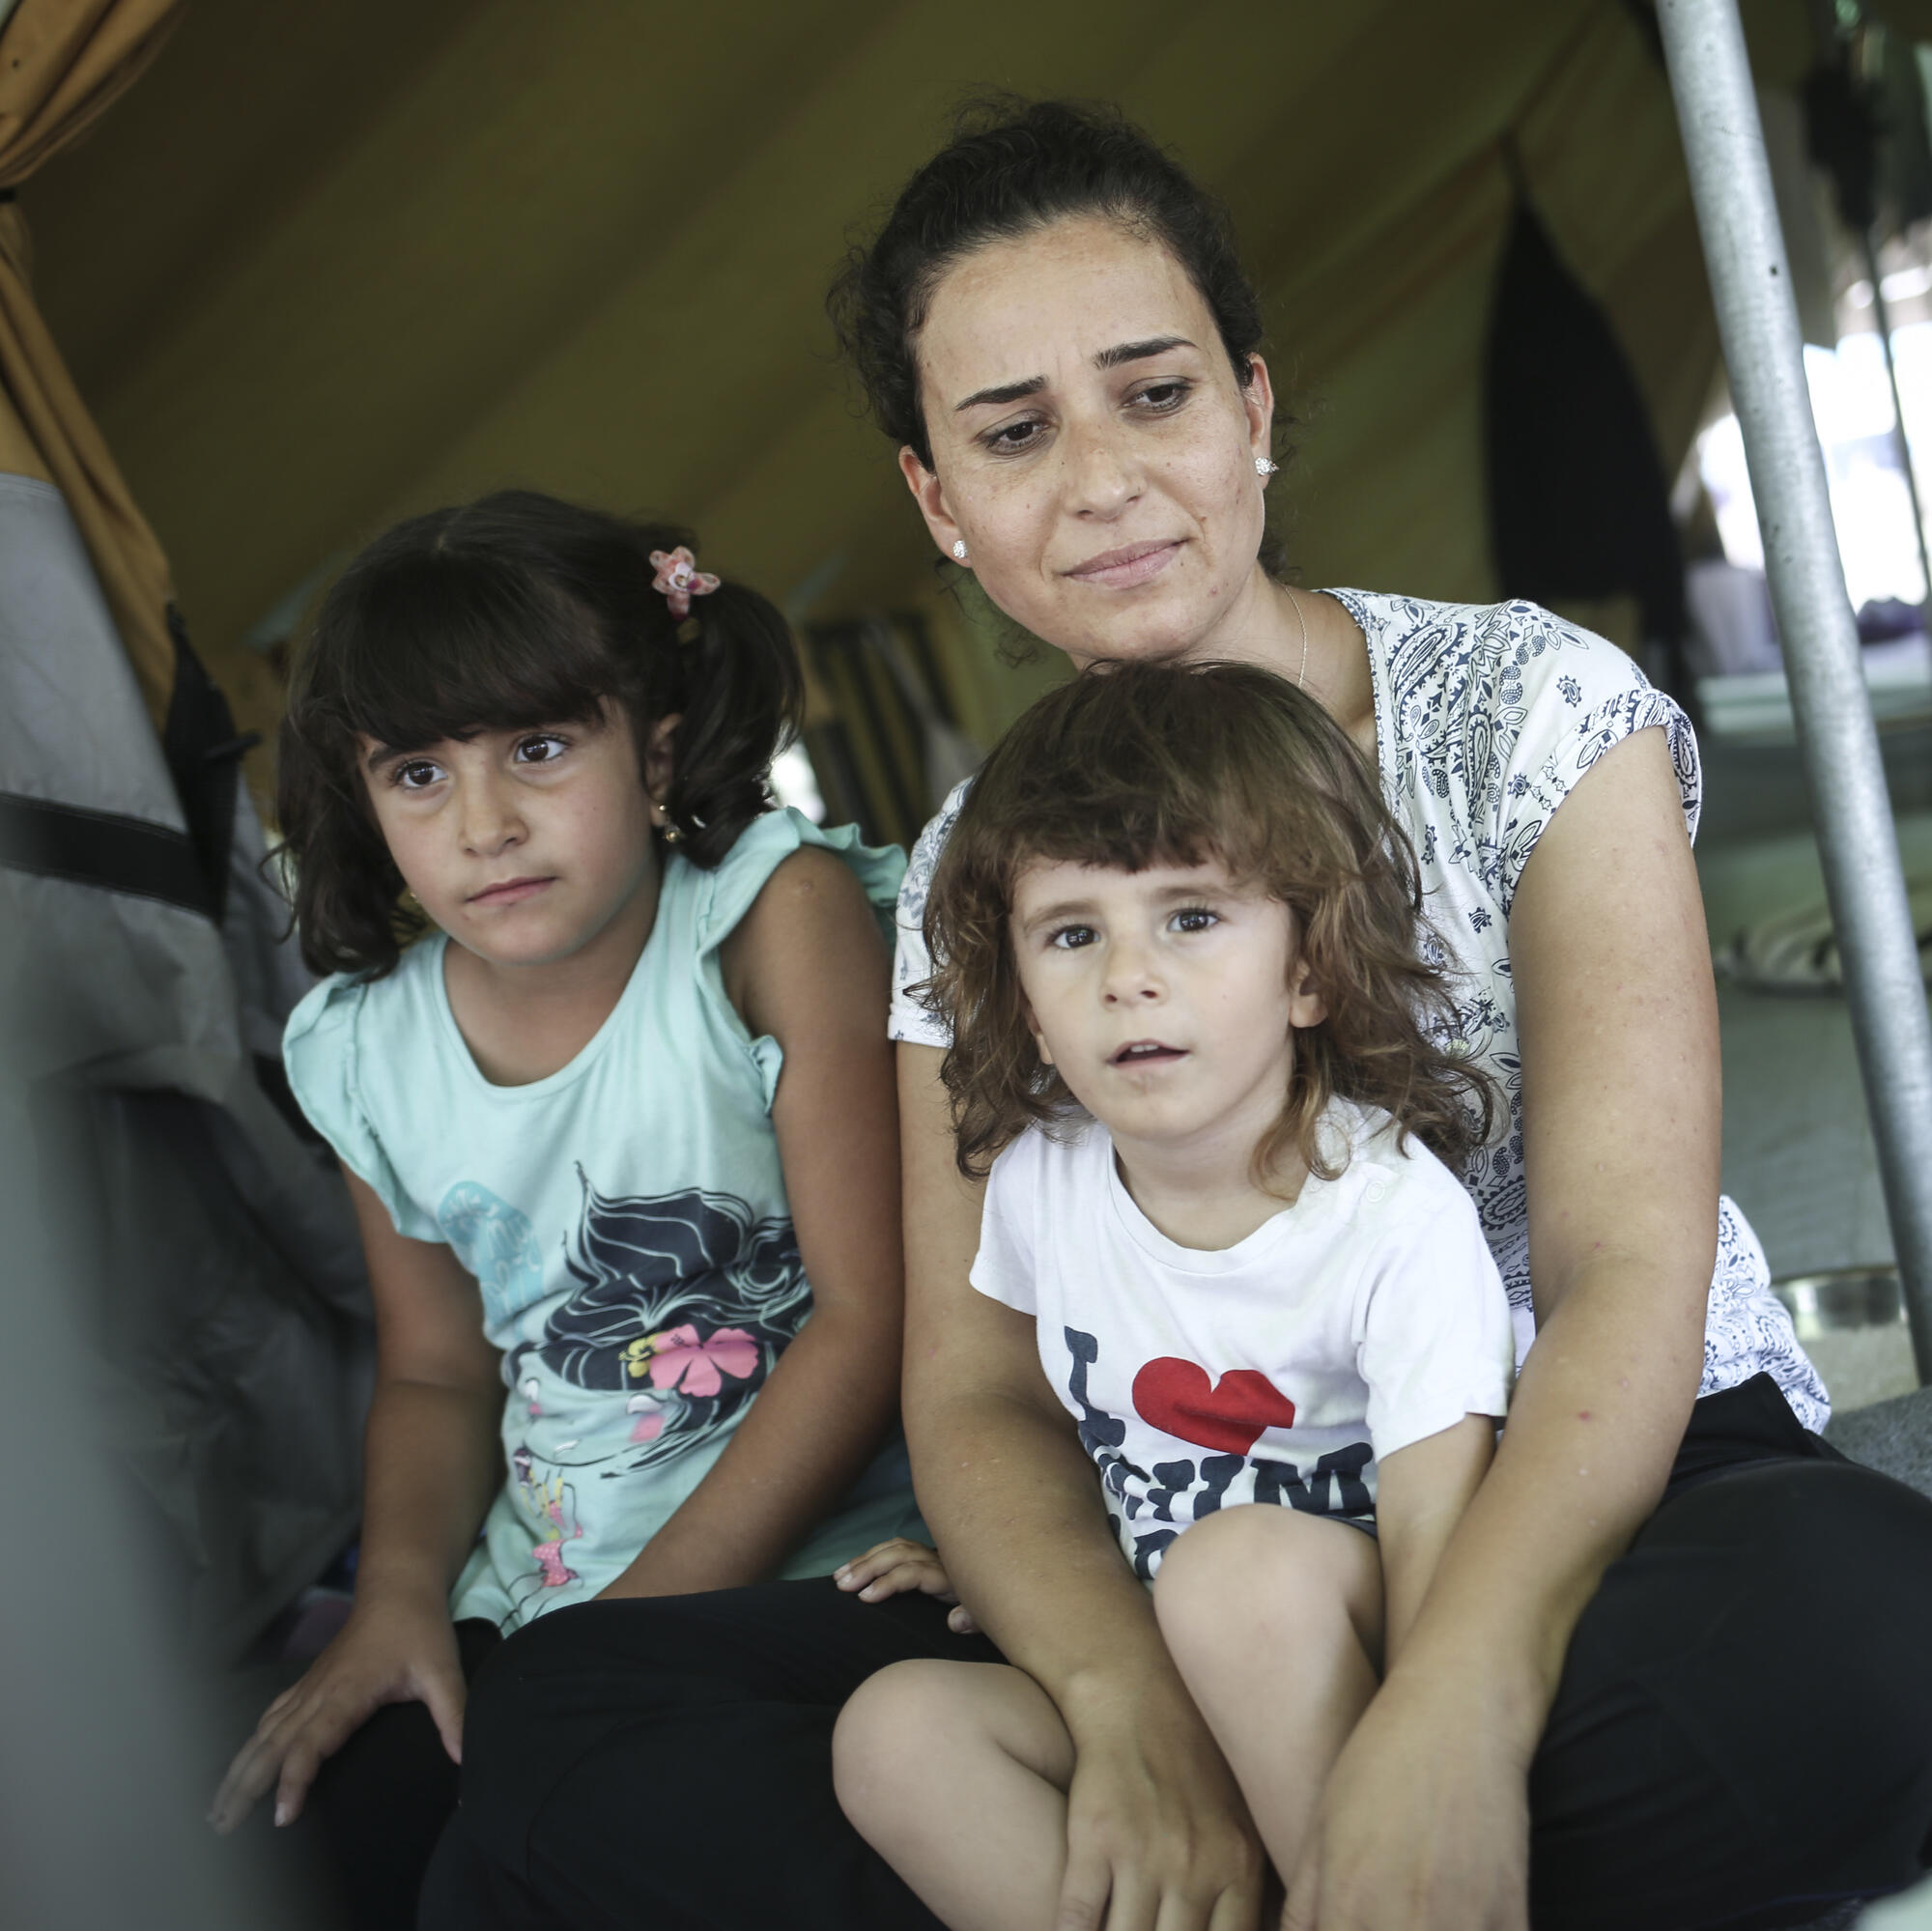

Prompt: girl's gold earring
[{"left": 655, "top": 803, "right": 683, "bottom": 846}]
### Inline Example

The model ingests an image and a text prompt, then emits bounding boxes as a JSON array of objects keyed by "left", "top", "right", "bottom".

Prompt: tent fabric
[
  {"left": 14, "top": 0, "right": 1741, "bottom": 798},
  {"left": 1484, "top": 195, "right": 1687, "bottom": 663},
  {"left": 0, "top": 470, "right": 373, "bottom": 1657},
  {"left": 0, "top": 0, "right": 184, "bottom": 728},
  {"left": 0, "top": 0, "right": 374, "bottom": 1659}
]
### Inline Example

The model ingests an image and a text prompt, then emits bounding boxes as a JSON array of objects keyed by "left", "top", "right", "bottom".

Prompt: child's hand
[
  {"left": 208, "top": 1594, "right": 465, "bottom": 1833},
  {"left": 834, "top": 1538, "right": 980, "bottom": 1634}
]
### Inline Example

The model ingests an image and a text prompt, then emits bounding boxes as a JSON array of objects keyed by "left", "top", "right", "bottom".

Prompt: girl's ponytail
[{"left": 661, "top": 575, "right": 805, "bottom": 868}]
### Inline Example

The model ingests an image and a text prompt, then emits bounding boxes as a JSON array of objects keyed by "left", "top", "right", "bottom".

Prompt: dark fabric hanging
[{"left": 1483, "top": 194, "right": 1688, "bottom": 685}]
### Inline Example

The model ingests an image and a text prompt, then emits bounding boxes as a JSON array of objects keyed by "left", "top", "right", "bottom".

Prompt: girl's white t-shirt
[
  {"left": 895, "top": 594, "right": 1830, "bottom": 1431},
  {"left": 971, "top": 1101, "right": 1516, "bottom": 1580}
]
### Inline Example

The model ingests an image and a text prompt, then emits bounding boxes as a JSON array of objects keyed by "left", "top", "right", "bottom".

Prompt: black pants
[
  {"left": 421, "top": 1377, "right": 1932, "bottom": 1931},
  {"left": 304, "top": 1617, "right": 500, "bottom": 1931}
]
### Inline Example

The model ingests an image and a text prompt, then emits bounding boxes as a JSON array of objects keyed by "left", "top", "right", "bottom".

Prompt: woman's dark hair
[
  {"left": 923, "top": 661, "right": 1498, "bottom": 1185},
  {"left": 277, "top": 489, "right": 803, "bottom": 980},
  {"left": 828, "top": 96, "right": 1278, "bottom": 483}
]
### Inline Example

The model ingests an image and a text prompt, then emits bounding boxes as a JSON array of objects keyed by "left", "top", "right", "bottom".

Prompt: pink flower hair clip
[{"left": 649, "top": 546, "right": 722, "bottom": 621}]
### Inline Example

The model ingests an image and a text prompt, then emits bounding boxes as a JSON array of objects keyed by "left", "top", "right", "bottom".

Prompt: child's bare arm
[
  {"left": 834, "top": 1537, "right": 980, "bottom": 1633},
  {"left": 599, "top": 847, "right": 904, "bottom": 1598},
  {"left": 1372, "top": 1414, "right": 1498, "bottom": 1665},
  {"left": 212, "top": 1166, "right": 502, "bottom": 1831}
]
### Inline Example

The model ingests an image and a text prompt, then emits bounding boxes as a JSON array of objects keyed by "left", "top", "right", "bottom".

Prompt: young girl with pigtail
[{"left": 209, "top": 490, "right": 922, "bottom": 1926}]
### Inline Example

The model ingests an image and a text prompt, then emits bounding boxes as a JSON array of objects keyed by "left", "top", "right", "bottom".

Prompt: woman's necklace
[{"left": 1287, "top": 585, "right": 1310, "bottom": 690}]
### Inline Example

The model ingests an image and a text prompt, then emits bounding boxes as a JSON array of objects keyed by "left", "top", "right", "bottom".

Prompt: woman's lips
[
  {"left": 469, "top": 875, "right": 553, "bottom": 907},
  {"left": 1064, "top": 540, "right": 1181, "bottom": 589}
]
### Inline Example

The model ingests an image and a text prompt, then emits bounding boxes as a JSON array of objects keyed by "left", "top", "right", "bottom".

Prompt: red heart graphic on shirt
[{"left": 1131, "top": 1358, "right": 1298, "bottom": 1457}]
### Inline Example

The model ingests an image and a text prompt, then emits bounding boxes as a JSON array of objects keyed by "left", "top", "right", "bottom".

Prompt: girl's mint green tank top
[{"left": 283, "top": 809, "right": 919, "bottom": 1630}]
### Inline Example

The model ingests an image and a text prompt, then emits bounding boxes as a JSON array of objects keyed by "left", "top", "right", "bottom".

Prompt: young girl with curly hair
[{"left": 832, "top": 658, "right": 1514, "bottom": 1924}]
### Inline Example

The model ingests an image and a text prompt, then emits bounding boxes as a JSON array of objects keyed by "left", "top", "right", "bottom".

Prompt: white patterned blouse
[{"left": 888, "top": 592, "right": 1829, "bottom": 1432}]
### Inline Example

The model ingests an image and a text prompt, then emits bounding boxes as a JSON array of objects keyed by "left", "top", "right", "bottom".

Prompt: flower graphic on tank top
[
  {"left": 510, "top": 1444, "right": 583, "bottom": 1593},
  {"left": 504, "top": 1171, "right": 813, "bottom": 1475},
  {"left": 438, "top": 1181, "right": 545, "bottom": 1330},
  {"left": 622, "top": 1322, "right": 760, "bottom": 1397}
]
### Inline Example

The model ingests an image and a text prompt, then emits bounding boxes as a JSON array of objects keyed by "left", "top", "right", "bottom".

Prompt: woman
[{"left": 431, "top": 100, "right": 1932, "bottom": 1931}]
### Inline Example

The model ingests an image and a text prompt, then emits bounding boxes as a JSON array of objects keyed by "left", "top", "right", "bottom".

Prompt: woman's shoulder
[
  {"left": 1333, "top": 590, "right": 1695, "bottom": 873},
  {"left": 1330, "top": 590, "right": 1652, "bottom": 719},
  {"left": 898, "top": 777, "right": 974, "bottom": 932}
]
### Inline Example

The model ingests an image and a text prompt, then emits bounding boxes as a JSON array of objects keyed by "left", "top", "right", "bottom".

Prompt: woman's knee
[{"left": 1535, "top": 1459, "right": 1932, "bottom": 1919}]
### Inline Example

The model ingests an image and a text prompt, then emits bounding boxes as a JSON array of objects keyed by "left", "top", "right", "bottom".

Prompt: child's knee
[
  {"left": 833, "top": 1660, "right": 970, "bottom": 1819},
  {"left": 1154, "top": 1504, "right": 1376, "bottom": 1650}
]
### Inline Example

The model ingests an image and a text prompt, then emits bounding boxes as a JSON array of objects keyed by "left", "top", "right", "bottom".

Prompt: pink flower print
[
  {"left": 530, "top": 1540, "right": 579, "bottom": 1589},
  {"left": 626, "top": 1393, "right": 668, "bottom": 1442},
  {"left": 641, "top": 1324, "right": 759, "bottom": 1398}
]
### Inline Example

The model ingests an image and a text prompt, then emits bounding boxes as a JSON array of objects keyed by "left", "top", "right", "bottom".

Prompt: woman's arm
[
  {"left": 212, "top": 1165, "right": 504, "bottom": 1830},
  {"left": 1287, "top": 724, "right": 1719, "bottom": 1928},
  {"left": 899, "top": 1040, "right": 1267, "bottom": 1931},
  {"left": 599, "top": 847, "right": 906, "bottom": 1598}
]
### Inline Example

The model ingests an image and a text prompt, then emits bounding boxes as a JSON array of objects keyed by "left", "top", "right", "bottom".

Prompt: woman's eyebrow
[
  {"left": 954, "top": 373, "right": 1045, "bottom": 412},
  {"left": 953, "top": 337, "right": 1197, "bottom": 413},
  {"left": 1094, "top": 335, "right": 1195, "bottom": 369}
]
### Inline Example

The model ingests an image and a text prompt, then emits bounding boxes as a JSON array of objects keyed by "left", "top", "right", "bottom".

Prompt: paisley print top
[{"left": 889, "top": 594, "right": 1828, "bottom": 1430}]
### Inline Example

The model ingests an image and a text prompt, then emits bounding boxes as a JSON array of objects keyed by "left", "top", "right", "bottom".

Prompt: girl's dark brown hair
[
  {"left": 923, "top": 660, "right": 1498, "bottom": 1183},
  {"left": 277, "top": 489, "right": 803, "bottom": 979}
]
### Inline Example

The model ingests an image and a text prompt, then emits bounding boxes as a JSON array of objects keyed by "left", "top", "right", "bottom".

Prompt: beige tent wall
[{"left": 19, "top": 0, "right": 1864, "bottom": 795}]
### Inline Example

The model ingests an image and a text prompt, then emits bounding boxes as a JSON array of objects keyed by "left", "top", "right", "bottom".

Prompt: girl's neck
[
  {"left": 442, "top": 867, "right": 662, "bottom": 1087},
  {"left": 1109, "top": 1114, "right": 1310, "bottom": 1253}
]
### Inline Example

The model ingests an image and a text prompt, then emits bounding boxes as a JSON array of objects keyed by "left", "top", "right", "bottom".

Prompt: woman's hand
[
  {"left": 833, "top": 1537, "right": 980, "bottom": 1633},
  {"left": 1282, "top": 1670, "right": 1529, "bottom": 1931},
  {"left": 208, "top": 1592, "right": 465, "bottom": 1832},
  {"left": 1057, "top": 1673, "right": 1270, "bottom": 1931}
]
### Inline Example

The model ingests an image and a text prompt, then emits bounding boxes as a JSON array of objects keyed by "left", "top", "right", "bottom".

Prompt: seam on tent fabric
[{"left": 0, "top": 790, "right": 211, "bottom": 916}]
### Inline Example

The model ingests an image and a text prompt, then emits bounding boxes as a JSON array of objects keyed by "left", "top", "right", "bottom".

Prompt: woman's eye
[
  {"left": 1131, "top": 379, "right": 1192, "bottom": 413},
  {"left": 1171, "top": 906, "right": 1218, "bottom": 933},
  {"left": 394, "top": 759, "right": 442, "bottom": 791},
  {"left": 1049, "top": 924, "right": 1097, "bottom": 951},
  {"left": 514, "top": 733, "right": 569, "bottom": 765},
  {"left": 983, "top": 417, "right": 1045, "bottom": 454}
]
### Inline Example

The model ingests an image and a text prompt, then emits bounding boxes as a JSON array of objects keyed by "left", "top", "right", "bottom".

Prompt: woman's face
[{"left": 902, "top": 214, "right": 1276, "bottom": 667}]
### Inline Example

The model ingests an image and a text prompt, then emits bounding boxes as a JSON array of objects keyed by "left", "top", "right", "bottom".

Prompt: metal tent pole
[{"left": 1658, "top": 0, "right": 1932, "bottom": 1382}]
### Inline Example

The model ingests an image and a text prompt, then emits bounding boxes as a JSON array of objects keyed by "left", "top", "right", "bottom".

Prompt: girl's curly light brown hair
[{"left": 921, "top": 660, "right": 1498, "bottom": 1184}]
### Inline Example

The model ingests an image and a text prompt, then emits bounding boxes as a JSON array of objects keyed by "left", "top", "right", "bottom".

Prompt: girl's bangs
[
  {"left": 325, "top": 552, "right": 615, "bottom": 753},
  {"left": 995, "top": 770, "right": 1268, "bottom": 897}
]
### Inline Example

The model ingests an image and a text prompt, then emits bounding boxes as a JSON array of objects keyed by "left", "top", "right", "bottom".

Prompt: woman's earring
[
  {"left": 951, "top": 539, "right": 969, "bottom": 561},
  {"left": 1255, "top": 456, "right": 1279, "bottom": 477},
  {"left": 653, "top": 802, "right": 683, "bottom": 846}
]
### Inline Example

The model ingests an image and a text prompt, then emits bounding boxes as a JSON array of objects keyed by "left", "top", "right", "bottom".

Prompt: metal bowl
[{"left": 1772, "top": 1266, "right": 1904, "bottom": 1341}]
